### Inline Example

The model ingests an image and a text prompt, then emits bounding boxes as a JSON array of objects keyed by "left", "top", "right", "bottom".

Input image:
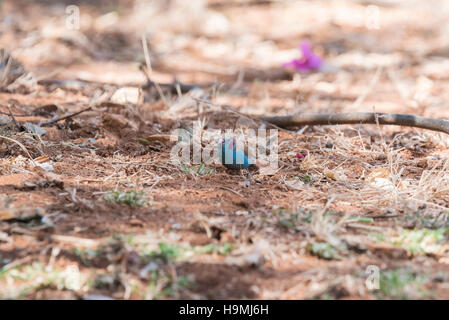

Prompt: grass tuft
[{"left": 105, "top": 190, "right": 147, "bottom": 207}]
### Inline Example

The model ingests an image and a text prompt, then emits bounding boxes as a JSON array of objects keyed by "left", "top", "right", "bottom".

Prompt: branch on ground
[{"left": 260, "top": 112, "right": 449, "bottom": 135}]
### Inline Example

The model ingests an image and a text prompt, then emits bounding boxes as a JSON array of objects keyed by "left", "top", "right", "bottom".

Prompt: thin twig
[
  {"left": 140, "top": 35, "right": 200, "bottom": 95},
  {"left": 7, "top": 105, "right": 20, "bottom": 130},
  {"left": 218, "top": 186, "right": 244, "bottom": 197},
  {"left": 0, "top": 134, "right": 34, "bottom": 162},
  {"left": 142, "top": 79, "right": 200, "bottom": 94},
  {"left": 0, "top": 110, "right": 30, "bottom": 117},
  {"left": 346, "top": 223, "right": 386, "bottom": 232},
  {"left": 209, "top": 0, "right": 279, "bottom": 8},
  {"left": 40, "top": 106, "right": 92, "bottom": 126},
  {"left": 364, "top": 214, "right": 399, "bottom": 219},
  {"left": 260, "top": 112, "right": 449, "bottom": 135},
  {"left": 140, "top": 35, "right": 169, "bottom": 105}
]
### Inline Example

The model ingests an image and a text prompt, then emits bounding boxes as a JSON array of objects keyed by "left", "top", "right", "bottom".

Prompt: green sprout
[{"left": 105, "top": 190, "right": 147, "bottom": 207}]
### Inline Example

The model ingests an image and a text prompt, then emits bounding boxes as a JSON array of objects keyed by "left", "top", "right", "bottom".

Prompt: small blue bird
[{"left": 218, "top": 137, "right": 254, "bottom": 169}]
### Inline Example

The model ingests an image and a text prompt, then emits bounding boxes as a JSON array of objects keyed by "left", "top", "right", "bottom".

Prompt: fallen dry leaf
[
  {"left": 367, "top": 167, "right": 390, "bottom": 182},
  {"left": 324, "top": 168, "right": 347, "bottom": 181}
]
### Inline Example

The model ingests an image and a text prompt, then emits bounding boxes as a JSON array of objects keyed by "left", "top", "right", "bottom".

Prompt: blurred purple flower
[
  {"left": 296, "top": 152, "right": 307, "bottom": 160},
  {"left": 283, "top": 42, "right": 323, "bottom": 72}
]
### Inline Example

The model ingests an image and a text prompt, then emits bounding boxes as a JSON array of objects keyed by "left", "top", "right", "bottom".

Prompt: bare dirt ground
[{"left": 1, "top": 0, "right": 449, "bottom": 300}]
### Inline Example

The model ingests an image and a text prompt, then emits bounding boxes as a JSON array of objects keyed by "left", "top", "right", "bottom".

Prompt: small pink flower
[
  {"left": 283, "top": 41, "right": 323, "bottom": 73},
  {"left": 296, "top": 152, "right": 307, "bottom": 160}
]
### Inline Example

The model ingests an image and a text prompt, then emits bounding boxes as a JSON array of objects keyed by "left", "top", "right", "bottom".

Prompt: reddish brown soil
[{"left": 1, "top": 0, "right": 449, "bottom": 300}]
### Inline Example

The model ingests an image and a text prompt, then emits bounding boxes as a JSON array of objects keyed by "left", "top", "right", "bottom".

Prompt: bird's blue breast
[{"left": 218, "top": 138, "right": 253, "bottom": 169}]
